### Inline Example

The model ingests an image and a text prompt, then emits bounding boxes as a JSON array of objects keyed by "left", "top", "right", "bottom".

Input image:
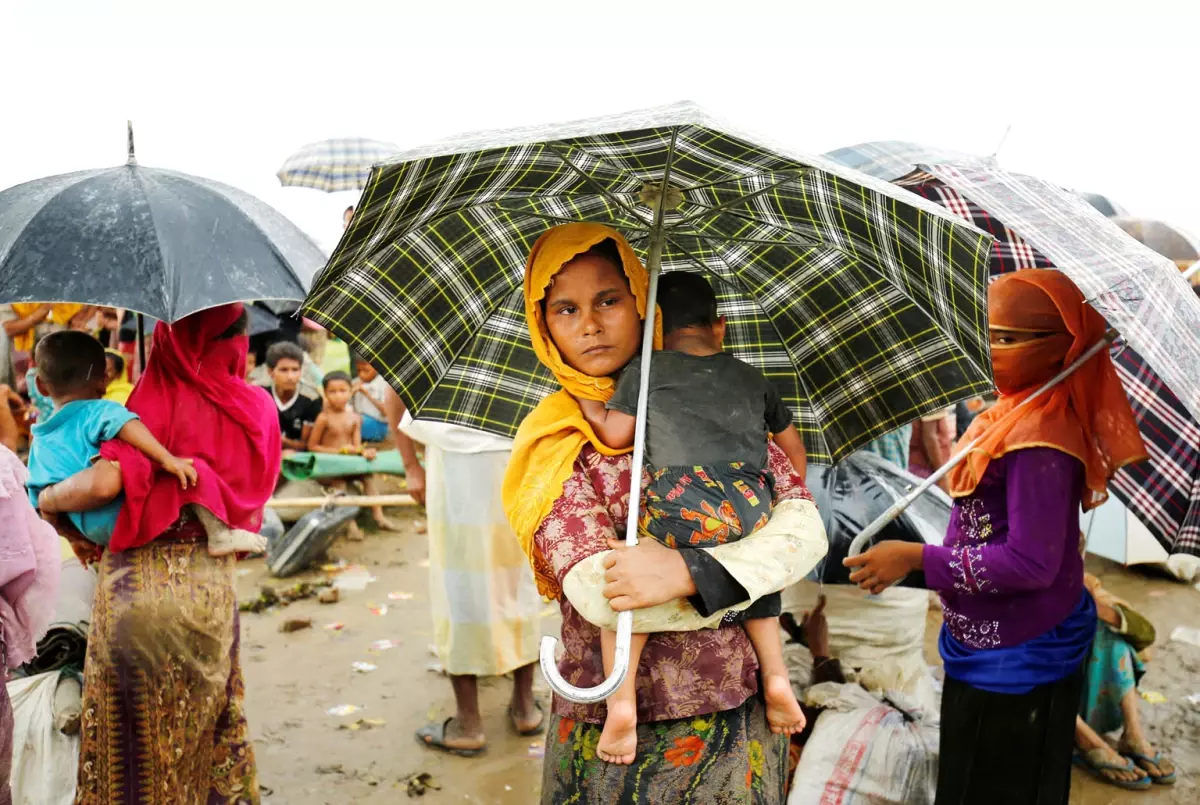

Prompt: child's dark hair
[
  {"left": 105, "top": 351, "right": 126, "bottom": 375},
  {"left": 35, "top": 331, "right": 106, "bottom": 395},
  {"left": 323, "top": 370, "right": 353, "bottom": 390},
  {"left": 658, "top": 271, "right": 719, "bottom": 334},
  {"left": 265, "top": 341, "right": 305, "bottom": 369}
]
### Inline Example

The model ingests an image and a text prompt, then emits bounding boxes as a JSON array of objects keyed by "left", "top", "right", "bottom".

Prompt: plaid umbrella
[
  {"left": 826, "top": 141, "right": 1200, "bottom": 560},
  {"left": 302, "top": 103, "right": 997, "bottom": 466},
  {"left": 276, "top": 137, "right": 400, "bottom": 193}
]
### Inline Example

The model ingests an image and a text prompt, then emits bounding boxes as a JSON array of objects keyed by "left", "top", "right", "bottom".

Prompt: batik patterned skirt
[
  {"left": 541, "top": 695, "right": 787, "bottom": 804},
  {"left": 75, "top": 525, "right": 257, "bottom": 805}
]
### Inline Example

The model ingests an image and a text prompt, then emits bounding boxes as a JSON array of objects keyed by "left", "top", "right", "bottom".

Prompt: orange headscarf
[
  {"left": 501, "top": 223, "right": 662, "bottom": 599},
  {"left": 947, "top": 270, "right": 1146, "bottom": 511}
]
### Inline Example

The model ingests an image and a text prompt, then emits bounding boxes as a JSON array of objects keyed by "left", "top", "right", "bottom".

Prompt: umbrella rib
[
  {"left": 668, "top": 172, "right": 806, "bottom": 232},
  {"left": 681, "top": 169, "right": 805, "bottom": 193},
  {"left": 490, "top": 203, "right": 649, "bottom": 234},
  {"left": 662, "top": 231, "right": 835, "bottom": 460},
  {"left": 703, "top": 206, "right": 993, "bottom": 385},
  {"left": 543, "top": 142, "right": 651, "bottom": 227}
]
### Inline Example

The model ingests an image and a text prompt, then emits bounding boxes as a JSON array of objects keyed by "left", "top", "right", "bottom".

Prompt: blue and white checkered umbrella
[{"left": 277, "top": 137, "right": 400, "bottom": 193}]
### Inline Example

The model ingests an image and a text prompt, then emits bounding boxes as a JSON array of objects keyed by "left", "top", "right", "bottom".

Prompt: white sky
[{"left": 2, "top": 0, "right": 1198, "bottom": 255}]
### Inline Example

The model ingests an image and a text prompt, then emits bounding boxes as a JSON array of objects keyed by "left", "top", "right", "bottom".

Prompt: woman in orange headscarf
[
  {"left": 846, "top": 269, "right": 1146, "bottom": 804},
  {"left": 503, "top": 223, "right": 827, "bottom": 804}
]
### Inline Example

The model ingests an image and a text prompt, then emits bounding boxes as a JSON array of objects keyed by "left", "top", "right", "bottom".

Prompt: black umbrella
[
  {"left": 807, "top": 451, "right": 951, "bottom": 588},
  {"left": 118, "top": 301, "right": 285, "bottom": 339},
  {"left": 0, "top": 123, "right": 325, "bottom": 323}
]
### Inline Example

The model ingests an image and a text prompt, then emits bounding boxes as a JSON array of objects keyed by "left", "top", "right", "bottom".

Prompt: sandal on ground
[
  {"left": 1120, "top": 748, "right": 1177, "bottom": 786},
  {"left": 509, "top": 701, "right": 546, "bottom": 736},
  {"left": 415, "top": 718, "right": 486, "bottom": 758},
  {"left": 1073, "top": 748, "right": 1152, "bottom": 791}
]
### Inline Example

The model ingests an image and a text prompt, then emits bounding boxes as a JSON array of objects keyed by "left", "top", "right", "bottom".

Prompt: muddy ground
[{"left": 239, "top": 504, "right": 1199, "bottom": 804}]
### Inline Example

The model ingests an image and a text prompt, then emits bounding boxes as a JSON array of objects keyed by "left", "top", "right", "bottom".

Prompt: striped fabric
[
  {"left": 828, "top": 141, "right": 1200, "bottom": 559},
  {"left": 276, "top": 138, "right": 400, "bottom": 193},
  {"left": 302, "top": 103, "right": 996, "bottom": 465}
]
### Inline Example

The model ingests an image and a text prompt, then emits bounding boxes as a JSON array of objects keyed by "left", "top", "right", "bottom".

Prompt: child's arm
[
  {"left": 577, "top": 399, "right": 636, "bottom": 449},
  {"left": 117, "top": 420, "right": 198, "bottom": 488},
  {"left": 353, "top": 381, "right": 388, "bottom": 417},
  {"left": 773, "top": 424, "right": 807, "bottom": 480},
  {"left": 352, "top": 415, "right": 370, "bottom": 458}
]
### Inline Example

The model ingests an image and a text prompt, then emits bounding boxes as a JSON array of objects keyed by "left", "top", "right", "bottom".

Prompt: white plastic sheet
[{"left": 6, "top": 671, "right": 78, "bottom": 805}]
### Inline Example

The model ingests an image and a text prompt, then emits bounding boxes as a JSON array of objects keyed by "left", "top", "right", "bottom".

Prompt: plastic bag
[
  {"left": 7, "top": 671, "right": 79, "bottom": 805},
  {"left": 806, "top": 451, "right": 951, "bottom": 587},
  {"left": 789, "top": 698, "right": 938, "bottom": 805}
]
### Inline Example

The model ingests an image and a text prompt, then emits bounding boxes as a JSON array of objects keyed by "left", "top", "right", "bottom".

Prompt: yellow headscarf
[
  {"left": 9, "top": 303, "right": 86, "bottom": 352},
  {"left": 502, "top": 223, "right": 662, "bottom": 599}
]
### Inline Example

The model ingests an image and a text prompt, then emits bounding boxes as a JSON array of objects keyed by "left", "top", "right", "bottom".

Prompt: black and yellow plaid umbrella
[{"left": 303, "top": 103, "right": 995, "bottom": 465}]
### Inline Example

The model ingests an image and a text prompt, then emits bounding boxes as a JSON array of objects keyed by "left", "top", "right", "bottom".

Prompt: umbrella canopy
[
  {"left": 0, "top": 136, "right": 324, "bottom": 323},
  {"left": 1110, "top": 215, "right": 1200, "bottom": 272},
  {"left": 808, "top": 451, "right": 951, "bottom": 587},
  {"left": 118, "top": 301, "right": 283, "bottom": 339},
  {"left": 303, "top": 102, "right": 997, "bottom": 464},
  {"left": 277, "top": 137, "right": 400, "bottom": 193},
  {"left": 826, "top": 141, "right": 1200, "bottom": 563},
  {"left": 1081, "top": 494, "right": 1169, "bottom": 566}
]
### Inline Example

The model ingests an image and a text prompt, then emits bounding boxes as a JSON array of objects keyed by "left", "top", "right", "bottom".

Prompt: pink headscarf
[
  {"left": 0, "top": 446, "right": 60, "bottom": 668},
  {"left": 100, "top": 304, "right": 282, "bottom": 552}
]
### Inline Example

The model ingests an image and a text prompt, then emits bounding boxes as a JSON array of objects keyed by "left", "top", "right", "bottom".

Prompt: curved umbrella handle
[
  {"left": 538, "top": 205, "right": 670, "bottom": 704},
  {"left": 539, "top": 610, "right": 633, "bottom": 704}
]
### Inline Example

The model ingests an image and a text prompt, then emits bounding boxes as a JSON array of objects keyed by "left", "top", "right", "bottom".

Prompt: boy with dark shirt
[{"left": 260, "top": 342, "right": 322, "bottom": 451}]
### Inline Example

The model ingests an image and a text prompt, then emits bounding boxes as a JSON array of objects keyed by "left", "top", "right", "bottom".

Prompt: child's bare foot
[
  {"left": 763, "top": 672, "right": 806, "bottom": 735},
  {"left": 208, "top": 529, "right": 268, "bottom": 557},
  {"left": 373, "top": 514, "right": 401, "bottom": 532},
  {"left": 596, "top": 699, "right": 638, "bottom": 765},
  {"left": 346, "top": 521, "right": 365, "bottom": 541}
]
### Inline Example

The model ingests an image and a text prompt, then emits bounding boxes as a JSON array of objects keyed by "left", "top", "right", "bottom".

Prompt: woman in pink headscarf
[
  {"left": 0, "top": 437, "right": 60, "bottom": 805},
  {"left": 37, "top": 303, "right": 278, "bottom": 805}
]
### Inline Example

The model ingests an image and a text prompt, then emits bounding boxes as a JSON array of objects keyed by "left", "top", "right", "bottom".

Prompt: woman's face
[{"left": 543, "top": 254, "right": 642, "bottom": 378}]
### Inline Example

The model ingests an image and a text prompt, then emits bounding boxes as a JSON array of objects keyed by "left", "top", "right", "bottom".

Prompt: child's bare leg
[
  {"left": 743, "top": 617, "right": 806, "bottom": 735},
  {"left": 363, "top": 475, "right": 399, "bottom": 531},
  {"left": 596, "top": 629, "right": 648, "bottom": 765},
  {"left": 192, "top": 505, "right": 267, "bottom": 557},
  {"left": 321, "top": 479, "right": 364, "bottom": 540}
]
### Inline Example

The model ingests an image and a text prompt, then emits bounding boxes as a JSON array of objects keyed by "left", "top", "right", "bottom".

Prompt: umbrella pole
[
  {"left": 1183, "top": 262, "right": 1200, "bottom": 283},
  {"left": 847, "top": 329, "right": 1117, "bottom": 561},
  {"left": 136, "top": 313, "right": 146, "bottom": 375},
  {"left": 538, "top": 219, "right": 667, "bottom": 704}
]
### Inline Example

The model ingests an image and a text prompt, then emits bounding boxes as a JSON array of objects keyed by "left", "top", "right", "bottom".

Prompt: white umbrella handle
[
  {"left": 540, "top": 210, "right": 668, "bottom": 703},
  {"left": 846, "top": 330, "right": 1116, "bottom": 563}
]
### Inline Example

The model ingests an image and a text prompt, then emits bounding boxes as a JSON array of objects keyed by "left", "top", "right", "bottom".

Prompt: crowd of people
[{"left": 0, "top": 216, "right": 1184, "bottom": 805}]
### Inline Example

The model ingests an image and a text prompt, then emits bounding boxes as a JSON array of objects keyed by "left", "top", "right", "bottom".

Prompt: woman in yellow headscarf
[{"left": 502, "top": 223, "right": 827, "bottom": 804}]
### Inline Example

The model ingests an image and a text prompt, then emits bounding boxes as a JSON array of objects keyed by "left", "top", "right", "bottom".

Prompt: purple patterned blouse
[{"left": 923, "top": 447, "right": 1086, "bottom": 650}]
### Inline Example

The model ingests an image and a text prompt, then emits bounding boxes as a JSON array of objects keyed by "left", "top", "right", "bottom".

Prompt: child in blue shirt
[{"left": 27, "top": 330, "right": 266, "bottom": 555}]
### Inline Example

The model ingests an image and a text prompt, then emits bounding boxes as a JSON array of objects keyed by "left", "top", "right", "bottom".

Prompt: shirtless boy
[{"left": 308, "top": 371, "right": 400, "bottom": 535}]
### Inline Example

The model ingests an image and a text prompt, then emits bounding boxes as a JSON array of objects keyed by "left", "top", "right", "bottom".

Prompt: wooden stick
[{"left": 265, "top": 494, "right": 417, "bottom": 509}]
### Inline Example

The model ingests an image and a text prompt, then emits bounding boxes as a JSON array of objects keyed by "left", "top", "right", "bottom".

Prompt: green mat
[{"left": 280, "top": 450, "right": 407, "bottom": 482}]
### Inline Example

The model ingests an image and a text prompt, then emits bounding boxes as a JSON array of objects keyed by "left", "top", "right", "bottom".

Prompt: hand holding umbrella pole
[
  {"left": 847, "top": 329, "right": 1118, "bottom": 568},
  {"left": 539, "top": 194, "right": 671, "bottom": 703}
]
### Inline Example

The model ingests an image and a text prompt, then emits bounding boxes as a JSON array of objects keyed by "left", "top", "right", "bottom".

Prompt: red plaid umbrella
[{"left": 825, "top": 142, "right": 1200, "bottom": 562}]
